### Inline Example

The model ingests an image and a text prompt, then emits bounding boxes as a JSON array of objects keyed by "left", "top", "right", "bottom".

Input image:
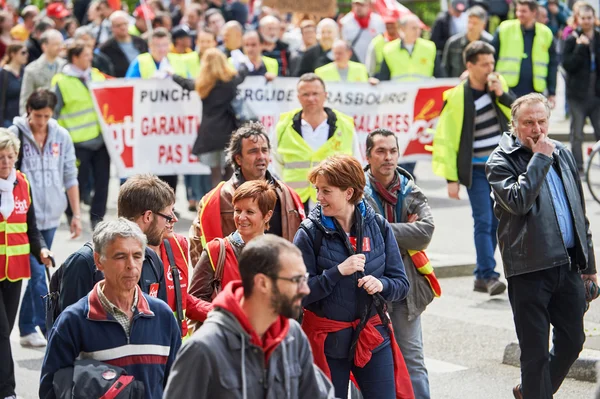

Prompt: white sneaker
[
  {"left": 19, "top": 332, "right": 47, "bottom": 347},
  {"left": 4, "top": 395, "right": 17, "bottom": 399}
]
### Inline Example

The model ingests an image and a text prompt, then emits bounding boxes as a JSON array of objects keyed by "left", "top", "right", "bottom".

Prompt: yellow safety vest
[
  {"left": 51, "top": 68, "right": 106, "bottom": 144},
  {"left": 138, "top": 53, "right": 190, "bottom": 78},
  {"left": 227, "top": 56, "right": 279, "bottom": 75},
  {"left": 275, "top": 109, "right": 355, "bottom": 203},
  {"left": 382, "top": 38, "right": 436, "bottom": 81},
  {"left": 182, "top": 52, "right": 201, "bottom": 77},
  {"left": 432, "top": 76, "right": 511, "bottom": 182},
  {"left": 370, "top": 34, "right": 387, "bottom": 75},
  {"left": 314, "top": 61, "right": 369, "bottom": 82},
  {"left": 495, "top": 20, "right": 553, "bottom": 93},
  {"left": 128, "top": 25, "right": 141, "bottom": 37}
]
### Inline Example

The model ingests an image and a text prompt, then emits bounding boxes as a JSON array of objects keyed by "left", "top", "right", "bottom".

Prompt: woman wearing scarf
[
  {"left": 294, "top": 154, "right": 413, "bottom": 399},
  {"left": 0, "top": 128, "right": 52, "bottom": 399},
  {"left": 187, "top": 180, "right": 276, "bottom": 330}
]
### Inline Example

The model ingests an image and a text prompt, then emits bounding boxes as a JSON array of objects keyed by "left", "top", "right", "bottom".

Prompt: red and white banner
[
  {"left": 90, "top": 79, "right": 209, "bottom": 178},
  {"left": 238, "top": 76, "right": 459, "bottom": 162},
  {"left": 90, "top": 77, "right": 459, "bottom": 177}
]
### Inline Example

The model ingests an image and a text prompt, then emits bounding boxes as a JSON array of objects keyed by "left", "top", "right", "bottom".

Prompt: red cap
[
  {"left": 46, "top": 2, "right": 70, "bottom": 19},
  {"left": 382, "top": 11, "right": 399, "bottom": 24},
  {"left": 134, "top": 4, "right": 154, "bottom": 20}
]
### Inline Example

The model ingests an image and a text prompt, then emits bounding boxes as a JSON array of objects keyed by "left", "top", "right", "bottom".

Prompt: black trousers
[
  {"left": 0, "top": 279, "right": 23, "bottom": 397},
  {"left": 508, "top": 262, "right": 586, "bottom": 399},
  {"left": 73, "top": 145, "right": 110, "bottom": 223}
]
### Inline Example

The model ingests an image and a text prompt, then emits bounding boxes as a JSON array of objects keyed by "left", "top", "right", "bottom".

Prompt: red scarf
[
  {"left": 354, "top": 11, "right": 372, "bottom": 29},
  {"left": 368, "top": 171, "right": 401, "bottom": 223},
  {"left": 302, "top": 310, "right": 415, "bottom": 399}
]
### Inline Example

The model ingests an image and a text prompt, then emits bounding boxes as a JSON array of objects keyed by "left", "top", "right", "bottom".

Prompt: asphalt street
[{"left": 10, "top": 150, "right": 600, "bottom": 399}]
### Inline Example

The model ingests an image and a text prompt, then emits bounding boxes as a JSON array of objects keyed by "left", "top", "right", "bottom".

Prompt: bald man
[
  {"left": 238, "top": 31, "right": 279, "bottom": 78},
  {"left": 315, "top": 40, "right": 369, "bottom": 82},
  {"left": 218, "top": 20, "right": 243, "bottom": 57}
]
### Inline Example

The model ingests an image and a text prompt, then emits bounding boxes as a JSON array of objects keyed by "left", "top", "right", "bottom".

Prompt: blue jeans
[
  {"left": 19, "top": 228, "right": 56, "bottom": 336},
  {"left": 466, "top": 166, "right": 499, "bottom": 280},
  {"left": 390, "top": 302, "right": 430, "bottom": 398},
  {"left": 327, "top": 344, "right": 396, "bottom": 399},
  {"left": 184, "top": 174, "right": 211, "bottom": 202}
]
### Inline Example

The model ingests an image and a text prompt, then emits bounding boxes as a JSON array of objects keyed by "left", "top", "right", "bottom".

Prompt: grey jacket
[
  {"left": 19, "top": 55, "right": 66, "bottom": 115},
  {"left": 9, "top": 116, "right": 78, "bottom": 230},
  {"left": 486, "top": 133, "right": 596, "bottom": 278},
  {"left": 364, "top": 167, "right": 435, "bottom": 320},
  {"left": 163, "top": 308, "right": 336, "bottom": 399},
  {"left": 441, "top": 31, "right": 493, "bottom": 78}
]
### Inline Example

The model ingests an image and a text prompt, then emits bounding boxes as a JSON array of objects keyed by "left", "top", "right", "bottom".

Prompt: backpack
[
  {"left": 45, "top": 242, "right": 102, "bottom": 331},
  {"left": 53, "top": 359, "right": 145, "bottom": 399}
]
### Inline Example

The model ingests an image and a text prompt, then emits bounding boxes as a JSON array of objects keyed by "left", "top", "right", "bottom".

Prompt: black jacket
[
  {"left": 59, "top": 244, "right": 167, "bottom": 311},
  {"left": 99, "top": 36, "right": 148, "bottom": 78},
  {"left": 25, "top": 36, "right": 43, "bottom": 65},
  {"left": 430, "top": 12, "right": 453, "bottom": 54},
  {"left": 562, "top": 29, "right": 600, "bottom": 100},
  {"left": 454, "top": 80, "right": 515, "bottom": 188},
  {"left": 485, "top": 133, "right": 596, "bottom": 278},
  {"left": 172, "top": 67, "right": 247, "bottom": 155},
  {"left": 295, "top": 44, "right": 359, "bottom": 77}
]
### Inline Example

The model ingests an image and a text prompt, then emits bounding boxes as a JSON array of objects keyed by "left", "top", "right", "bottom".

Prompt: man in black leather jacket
[{"left": 486, "top": 93, "right": 596, "bottom": 399}]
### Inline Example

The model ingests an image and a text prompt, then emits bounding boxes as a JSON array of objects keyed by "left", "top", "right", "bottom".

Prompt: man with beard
[
  {"left": 163, "top": 235, "right": 336, "bottom": 398},
  {"left": 259, "top": 15, "right": 289, "bottom": 76},
  {"left": 189, "top": 122, "right": 304, "bottom": 267},
  {"left": 58, "top": 174, "right": 175, "bottom": 312}
]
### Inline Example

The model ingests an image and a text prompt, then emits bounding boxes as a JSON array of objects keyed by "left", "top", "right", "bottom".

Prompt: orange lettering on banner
[
  {"left": 158, "top": 145, "right": 184, "bottom": 164},
  {"left": 141, "top": 115, "right": 198, "bottom": 136}
]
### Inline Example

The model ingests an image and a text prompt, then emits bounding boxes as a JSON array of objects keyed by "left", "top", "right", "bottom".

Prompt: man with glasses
[
  {"left": 273, "top": 73, "right": 362, "bottom": 209},
  {"left": 164, "top": 234, "right": 336, "bottom": 398},
  {"left": 59, "top": 174, "right": 175, "bottom": 313}
]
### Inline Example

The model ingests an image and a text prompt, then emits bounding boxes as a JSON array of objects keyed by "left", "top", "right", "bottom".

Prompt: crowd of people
[{"left": 0, "top": 0, "right": 597, "bottom": 398}]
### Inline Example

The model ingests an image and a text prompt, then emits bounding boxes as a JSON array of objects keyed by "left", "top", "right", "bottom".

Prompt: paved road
[{"left": 10, "top": 157, "right": 600, "bottom": 398}]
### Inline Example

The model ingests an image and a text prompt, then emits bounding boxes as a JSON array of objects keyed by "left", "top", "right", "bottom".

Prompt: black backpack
[{"left": 53, "top": 359, "right": 145, "bottom": 399}]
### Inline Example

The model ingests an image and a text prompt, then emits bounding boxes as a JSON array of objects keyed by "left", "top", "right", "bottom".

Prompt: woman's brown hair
[
  {"left": 308, "top": 154, "right": 365, "bottom": 204},
  {"left": 1, "top": 43, "right": 25, "bottom": 67},
  {"left": 232, "top": 180, "right": 277, "bottom": 230},
  {"left": 195, "top": 48, "right": 237, "bottom": 99}
]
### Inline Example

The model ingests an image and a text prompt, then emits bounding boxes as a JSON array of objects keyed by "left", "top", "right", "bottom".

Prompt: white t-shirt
[{"left": 340, "top": 12, "right": 385, "bottom": 64}]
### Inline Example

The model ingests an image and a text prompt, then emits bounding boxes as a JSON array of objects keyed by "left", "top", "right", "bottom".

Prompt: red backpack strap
[{"left": 100, "top": 375, "right": 134, "bottom": 399}]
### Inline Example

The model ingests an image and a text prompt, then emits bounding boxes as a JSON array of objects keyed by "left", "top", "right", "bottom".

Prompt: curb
[
  {"left": 503, "top": 342, "right": 598, "bottom": 383},
  {"left": 434, "top": 263, "right": 475, "bottom": 279}
]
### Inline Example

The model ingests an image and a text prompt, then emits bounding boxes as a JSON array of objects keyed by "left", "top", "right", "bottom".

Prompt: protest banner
[
  {"left": 261, "top": 0, "right": 336, "bottom": 16},
  {"left": 237, "top": 76, "right": 460, "bottom": 162},
  {"left": 90, "top": 78, "right": 210, "bottom": 178}
]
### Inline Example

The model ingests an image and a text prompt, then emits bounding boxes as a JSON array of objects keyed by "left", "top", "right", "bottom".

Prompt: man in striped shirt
[
  {"left": 432, "top": 41, "right": 516, "bottom": 295},
  {"left": 40, "top": 219, "right": 181, "bottom": 399}
]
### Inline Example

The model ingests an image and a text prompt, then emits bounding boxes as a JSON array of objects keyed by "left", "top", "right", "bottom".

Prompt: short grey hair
[
  {"left": 400, "top": 14, "right": 420, "bottom": 27},
  {"left": 0, "top": 128, "right": 20, "bottom": 155},
  {"left": 259, "top": 15, "right": 280, "bottom": 28},
  {"left": 332, "top": 39, "right": 351, "bottom": 52},
  {"left": 316, "top": 18, "right": 339, "bottom": 40},
  {"left": 510, "top": 93, "right": 551, "bottom": 131},
  {"left": 93, "top": 218, "right": 147, "bottom": 261},
  {"left": 40, "top": 29, "right": 63, "bottom": 46},
  {"left": 73, "top": 26, "right": 93, "bottom": 40},
  {"left": 109, "top": 10, "right": 129, "bottom": 24},
  {"left": 467, "top": 5, "right": 488, "bottom": 21}
]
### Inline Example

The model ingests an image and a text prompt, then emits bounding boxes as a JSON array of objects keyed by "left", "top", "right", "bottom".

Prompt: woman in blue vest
[
  {"left": 294, "top": 154, "right": 412, "bottom": 399},
  {"left": 0, "top": 128, "right": 51, "bottom": 399}
]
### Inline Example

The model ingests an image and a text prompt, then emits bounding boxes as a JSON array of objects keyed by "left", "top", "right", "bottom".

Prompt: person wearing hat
[
  {"left": 431, "top": 0, "right": 468, "bottom": 57},
  {"left": 46, "top": 2, "right": 71, "bottom": 39},
  {"left": 170, "top": 25, "right": 193, "bottom": 54},
  {"left": 365, "top": 10, "right": 400, "bottom": 76},
  {"left": 492, "top": 0, "right": 557, "bottom": 104},
  {"left": 129, "top": 4, "right": 154, "bottom": 37},
  {"left": 340, "top": 0, "right": 385, "bottom": 63},
  {"left": 539, "top": 0, "right": 571, "bottom": 36}
]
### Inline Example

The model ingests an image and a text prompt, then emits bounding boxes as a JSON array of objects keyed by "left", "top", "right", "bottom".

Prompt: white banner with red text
[
  {"left": 237, "top": 76, "right": 460, "bottom": 162},
  {"left": 90, "top": 78, "right": 210, "bottom": 178},
  {"left": 90, "top": 77, "right": 460, "bottom": 177}
]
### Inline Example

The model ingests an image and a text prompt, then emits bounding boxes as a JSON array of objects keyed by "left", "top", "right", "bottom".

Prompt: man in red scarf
[
  {"left": 340, "top": 0, "right": 385, "bottom": 63},
  {"left": 163, "top": 235, "right": 335, "bottom": 398}
]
